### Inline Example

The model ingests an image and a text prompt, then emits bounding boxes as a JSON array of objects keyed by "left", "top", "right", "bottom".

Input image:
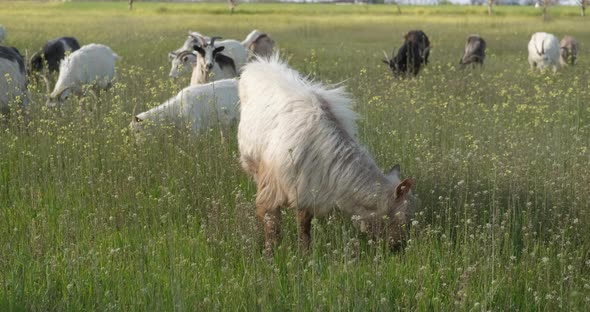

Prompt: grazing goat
[
  {"left": 560, "top": 35, "right": 578, "bottom": 66},
  {"left": 238, "top": 56, "right": 416, "bottom": 255},
  {"left": 46, "top": 44, "right": 120, "bottom": 107},
  {"left": 528, "top": 32, "right": 560, "bottom": 72},
  {"left": 459, "top": 34, "right": 486, "bottom": 67},
  {"left": 382, "top": 40, "right": 422, "bottom": 76},
  {"left": 30, "top": 36, "right": 81, "bottom": 73},
  {"left": 0, "top": 46, "right": 27, "bottom": 115},
  {"left": 405, "top": 30, "right": 430, "bottom": 65},
  {"left": 242, "top": 30, "right": 275, "bottom": 59},
  {"left": 190, "top": 37, "right": 242, "bottom": 85},
  {"left": 131, "top": 79, "right": 239, "bottom": 137}
]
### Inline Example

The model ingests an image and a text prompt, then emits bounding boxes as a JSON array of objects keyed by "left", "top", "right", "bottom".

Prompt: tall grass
[{"left": 1, "top": 2, "right": 589, "bottom": 310}]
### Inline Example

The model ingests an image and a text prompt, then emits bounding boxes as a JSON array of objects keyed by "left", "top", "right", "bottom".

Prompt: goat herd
[{"left": 0, "top": 27, "right": 581, "bottom": 255}]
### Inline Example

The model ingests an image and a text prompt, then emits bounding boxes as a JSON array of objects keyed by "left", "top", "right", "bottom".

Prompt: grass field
[{"left": 1, "top": 2, "right": 590, "bottom": 310}]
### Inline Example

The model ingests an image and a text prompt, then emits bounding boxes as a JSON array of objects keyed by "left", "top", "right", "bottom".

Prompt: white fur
[
  {"left": 0, "top": 57, "right": 27, "bottom": 114},
  {"left": 48, "top": 43, "right": 120, "bottom": 106},
  {"left": 528, "top": 32, "right": 560, "bottom": 72},
  {"left": 131, "top": 78, "right": 239, "bottom": 135},
  {"left": 238, "top": 55, "right": 412, "bottom": 219}
]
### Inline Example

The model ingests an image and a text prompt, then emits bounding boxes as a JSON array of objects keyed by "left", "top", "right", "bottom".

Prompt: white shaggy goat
[
  {"left": 560, "top": 35, "right": 578, "bottom": 66},
  {"left": 241, "top": 30, "right": 275, "bottom": 59},
  {"left": 0, "top": 46, "right": 28, "bottom": 115},
  {"left": 131, "top": 79, "right": 239, "bottom": 137},
  {"left": 238, "top": 56, "right": 416, "bottom": 255},
  {"left": 46, "top": 43, "right": 120, "bottom": 107},
  {"left": 528, "top": 32, "right": 561, "bottom": 72}
]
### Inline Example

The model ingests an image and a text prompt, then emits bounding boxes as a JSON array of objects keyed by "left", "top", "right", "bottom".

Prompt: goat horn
[
  {"left": 383, "top": 50, "right": 390, "bottom": 61},
  {"left": 534, "top": 41, "right": 541, "bottom": 55},
  {"left": 210, "top": 36, "right": 222, "bottom": 47},
  {"left": 131, "top": 102, "right": 139, "bottom": 123},
  {"left": 188, "top": 32, "right": 206, "bottom": 47},
  {"left": 24, "top": 49, "right": 29, "bottom": 73},
  {"left": 38, "top": 72, "right": 51, "bottom": 96}
]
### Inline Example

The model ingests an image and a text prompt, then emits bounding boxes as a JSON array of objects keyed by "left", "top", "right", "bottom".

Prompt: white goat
[
  {"left": 241, "top": 30, "right": 275, "bottom": 59},
  {"left": 0, "top": 46, "right": 27, "bottom": 115},
  {"left": 238, "top": 55, "right": 416, "bottom": 255},
  {"left": 528, "top": 32, "right": 560, "bottom": 72},
  {"left": 131, "top": 79, "right": 239, "bottom": 137},
  {"left": 46, "top": 43, "right": 120, "bottom": 107}
]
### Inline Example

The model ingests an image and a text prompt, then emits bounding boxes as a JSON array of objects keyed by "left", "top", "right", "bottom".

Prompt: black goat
[{"left": 30, "top": 36, "right": 80, "bottom": 73}]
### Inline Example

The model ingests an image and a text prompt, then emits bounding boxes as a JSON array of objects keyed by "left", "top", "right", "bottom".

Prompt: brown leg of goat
[
  {"left": 297, "top": 209, "right": 313, "bottom": 251},
  {"left": 256, "top": 198, "right": 281, "bottom": 257}
]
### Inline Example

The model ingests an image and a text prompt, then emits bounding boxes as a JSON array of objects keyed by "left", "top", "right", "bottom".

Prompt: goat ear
[
  {"left": 386, "top": 164, "right": 401, "bottom": 179},
  {"left": 214, "top": 46, "right": 225, "bottom": 53},
  {"left": 395, "top": 178, "right": 414, "bottom": 199},
  {"left": 193, "top": 45, "right": 205, "bottom": 56},
  {"left": 168, "top": 52, "right": 177, "bottom": 61}
]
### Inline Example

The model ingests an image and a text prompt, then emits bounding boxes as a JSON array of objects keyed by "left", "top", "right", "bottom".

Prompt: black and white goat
[
  {"left": 168, "top": 31, "right": 249, "bottom": 80},
  {"left": 190, "top": 37, "right": 239, "bottom": 85},
  {"left": 30, "top": 37, "right": 81, "bottom": 73}
]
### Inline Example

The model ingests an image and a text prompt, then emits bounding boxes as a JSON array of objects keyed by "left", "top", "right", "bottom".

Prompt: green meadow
[{"left": 1, "top": 2, "right": 589, "bottom": 310}]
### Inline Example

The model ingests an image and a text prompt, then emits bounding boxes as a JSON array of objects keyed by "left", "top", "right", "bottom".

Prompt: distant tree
[
  {"left": 578, "top": 0, "right": 587, "bottom": 16},
  {"left": 229, "top": 0, "right": 237, "bottom": 14},
  {"left": 487, "top": 0, "right": 495, "bottom": 15},
  {"left": 391, "top": 0, "right": 402, "bottom": 14},
  {"left": 128, "top": 0, "right": 133, "bottom": 10},
  {"left": 542, "top": 0, "right": 559, "bottom": 21}
]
